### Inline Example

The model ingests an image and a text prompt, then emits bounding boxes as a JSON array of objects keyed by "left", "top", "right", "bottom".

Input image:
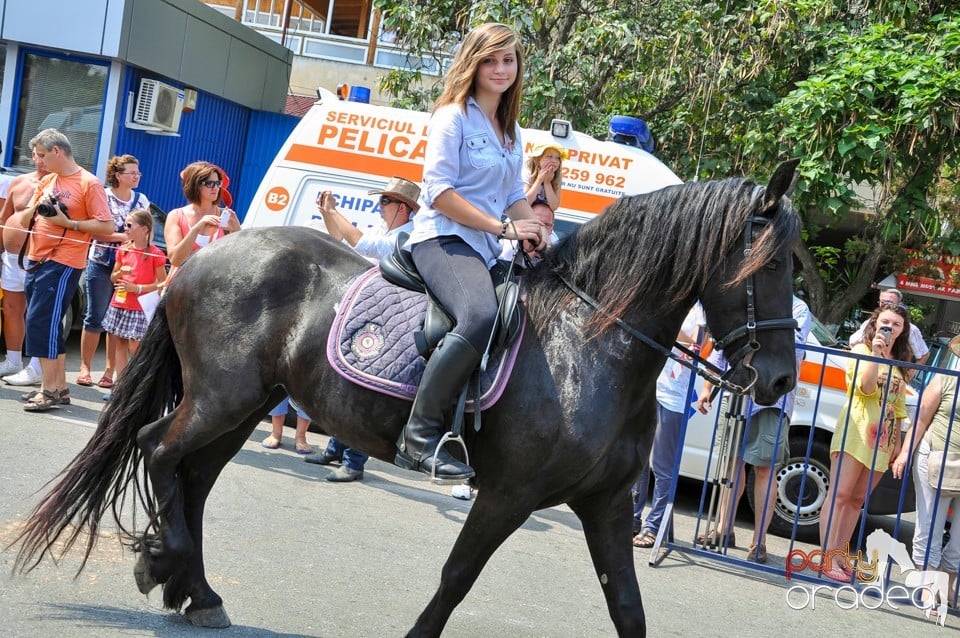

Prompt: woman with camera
[
  {"left": 819, "top": 302, "right": 912, "bottom": 582},
  {"left": 76, "top": 155, "right": 150, "bottom": 389}
]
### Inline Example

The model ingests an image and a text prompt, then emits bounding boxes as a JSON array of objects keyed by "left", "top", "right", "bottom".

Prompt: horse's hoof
[
  {"left": 133, "top": 553, "right": 158, "bottom": 595},
  {"left": 186, "top": 605, "right": 231, "bottom": 628}
]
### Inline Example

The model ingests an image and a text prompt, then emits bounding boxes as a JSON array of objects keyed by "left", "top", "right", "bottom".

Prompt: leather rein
[{"left": 557, "top": 215, "right": 797, "bottom": 396}]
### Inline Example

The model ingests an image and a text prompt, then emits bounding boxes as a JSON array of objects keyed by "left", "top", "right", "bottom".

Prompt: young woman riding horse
[{"left": 13, "top": 159, "right": 802, "bottom": 637}]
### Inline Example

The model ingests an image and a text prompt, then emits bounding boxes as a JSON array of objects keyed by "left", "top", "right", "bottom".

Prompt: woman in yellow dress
[{"left": 820, "top": 301, "right": 912, "bottom": 582}]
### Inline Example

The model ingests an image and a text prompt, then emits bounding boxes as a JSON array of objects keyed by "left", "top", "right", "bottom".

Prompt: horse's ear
[{"left": 761, "top": 159, "right": 801, "bottom": 215}]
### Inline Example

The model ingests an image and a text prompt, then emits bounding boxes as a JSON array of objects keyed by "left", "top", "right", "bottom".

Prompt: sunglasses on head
[
  {"left": 201, "top": 180, "right": 222, "bottom": 188},
  {"left": 879, "top": 301, "right": 909, "bottom": 314}
]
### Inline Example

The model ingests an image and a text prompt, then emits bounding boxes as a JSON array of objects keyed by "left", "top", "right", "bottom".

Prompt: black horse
[{"left": 13, "top": 162, "right": 801, "bottom": 637}]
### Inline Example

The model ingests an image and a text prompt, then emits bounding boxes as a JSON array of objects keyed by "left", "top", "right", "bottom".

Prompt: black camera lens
[{"left": 37, "top": 198, "right": 67, "bottom": 218}]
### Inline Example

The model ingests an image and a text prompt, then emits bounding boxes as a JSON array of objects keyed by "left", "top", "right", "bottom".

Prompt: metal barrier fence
[{"left": 642, "top": 340, "right": 960, "bottom": 623}]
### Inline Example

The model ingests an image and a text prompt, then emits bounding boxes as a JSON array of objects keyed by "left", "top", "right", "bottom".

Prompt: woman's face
[
  {"left": 117, "top": 162, "right": 141, "bottom": 188},
  {"left": 876, "top": 309, "right": 905, "bottom": 343},
  {"left": 474, "top": 47, "right": 517, "bottom": 98},
  {"left": 199, "top": 171, "right": 222, "bottom": 204}
]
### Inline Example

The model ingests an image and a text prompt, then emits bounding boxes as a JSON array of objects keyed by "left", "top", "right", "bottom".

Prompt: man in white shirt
[
  {"left": 848, "top": 288, "right": 928, "bottom": 364},
  {"left": 314, "top": 176, "right": 418, "bottom": 263},
  {"left": 305, "top": 177, "right": 421, "bottom": 481}
]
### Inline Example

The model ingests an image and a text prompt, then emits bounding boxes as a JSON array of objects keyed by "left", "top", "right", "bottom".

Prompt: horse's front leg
[
  {"left": 569, "top": 488, "right": 646, "bottom": 638},
  {"left": 407, "top": 491, "right": 532, "bottom": 638}
]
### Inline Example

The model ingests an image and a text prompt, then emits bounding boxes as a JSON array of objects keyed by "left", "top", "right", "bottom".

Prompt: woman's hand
[
  {"left": 871, "top": 332, "right": 888, "bottom": 356},
  {"left": 191, "top": 215, "right": 222, "bottom": 234},
  {"left": 890, "top": 449, "right": 909, "bottom": 479},
  {"left": 116, "top": 279, "right": 139, "bottom": 293},
  {"left": 503, "top": 219, "right": 548, "bottom": 251}
]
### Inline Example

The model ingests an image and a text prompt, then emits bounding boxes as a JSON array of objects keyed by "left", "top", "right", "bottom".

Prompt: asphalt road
[{"left": 0, "top": 334, "right": 951, "bottom": 637}]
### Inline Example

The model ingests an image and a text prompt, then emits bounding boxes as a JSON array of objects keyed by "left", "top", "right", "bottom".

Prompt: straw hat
[
  {"left": 368, "top": 177, "right": 421, "bottom": 211},
  {"left": 528, "top": 141, "right": 570, "bottom": 161}
]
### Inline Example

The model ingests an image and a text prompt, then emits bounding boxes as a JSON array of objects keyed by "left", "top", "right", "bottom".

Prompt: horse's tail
[{"left": 11, "top": 304, "right": 183, "bottom": 574}]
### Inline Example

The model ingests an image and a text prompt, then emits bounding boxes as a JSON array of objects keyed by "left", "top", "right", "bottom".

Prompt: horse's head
[{"left": 700, "top": 160, "right": 801, "bottom": 406}]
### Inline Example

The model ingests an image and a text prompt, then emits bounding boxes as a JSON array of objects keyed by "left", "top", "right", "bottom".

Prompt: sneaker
[
  {"left": 747, "top": 542, "right": 767, "bottom": 564},
  {"left": 451, "top": 485, "right": 473, "bottom": 500},
  {"left": 3, "top": 366, "right": 42, "bottom": 386},
  {"left": 0, "top": 359, "right": 23, "bottom": 376}
]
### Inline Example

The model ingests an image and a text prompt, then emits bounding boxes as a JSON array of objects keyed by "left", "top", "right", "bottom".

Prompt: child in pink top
[{"left": 102, "top": 209, "right": 167, "bottom": 379}]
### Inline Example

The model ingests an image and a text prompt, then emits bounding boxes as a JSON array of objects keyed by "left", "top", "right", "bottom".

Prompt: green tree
[{"left": 375, "top": 1, "right": 960, "bottom": 325}]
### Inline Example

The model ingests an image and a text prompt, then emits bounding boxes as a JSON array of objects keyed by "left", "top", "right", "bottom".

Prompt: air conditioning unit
[{"left": 133, "top": 79, "right": 185, "bottom": 133}]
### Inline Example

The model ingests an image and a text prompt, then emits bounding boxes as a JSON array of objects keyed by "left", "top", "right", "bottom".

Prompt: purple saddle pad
[{"left": 326, "top": 266, "right": 523, "bottom": 410}]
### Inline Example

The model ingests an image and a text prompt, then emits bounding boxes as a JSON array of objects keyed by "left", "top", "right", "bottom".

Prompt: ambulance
[{"left": 243, "top": 88, "right": 682, "bottom": 233}]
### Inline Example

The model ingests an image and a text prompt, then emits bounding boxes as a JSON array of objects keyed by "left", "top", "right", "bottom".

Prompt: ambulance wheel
[{"left": 746, "top": 434, "right": 830, "bottom": 543}]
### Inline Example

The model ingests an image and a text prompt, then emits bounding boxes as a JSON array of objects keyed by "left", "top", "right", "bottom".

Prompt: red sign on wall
[{"left": 897, "top": 252, "right": 960, "bottom": 299}]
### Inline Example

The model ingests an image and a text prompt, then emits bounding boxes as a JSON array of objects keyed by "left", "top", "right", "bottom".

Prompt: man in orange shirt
[{"left": 14, "top": 129, "right": 114, "bottom": 411}]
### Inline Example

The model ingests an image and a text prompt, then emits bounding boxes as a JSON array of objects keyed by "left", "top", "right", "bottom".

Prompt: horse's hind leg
[
  {"left": 407, "top": 492, "right": 532, "bottom": 638},
  {"left": 569, "top": 489, "right": 646, "bottom": 637},
  {"left": 168, "top": 421, "right": 266, "bottom": 628},
  {"left": 134, "top": 411, "right": 194, "bottom": 589}
]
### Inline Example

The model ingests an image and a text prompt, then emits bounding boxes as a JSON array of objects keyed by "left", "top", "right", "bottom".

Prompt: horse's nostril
[{"left": 773, "top": 374, "right": 795, "bottom": 395}]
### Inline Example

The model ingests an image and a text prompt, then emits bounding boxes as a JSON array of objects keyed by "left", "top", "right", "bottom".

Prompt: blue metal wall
[
  {"left": 233, "top": 110, "right": 299, "bottom": 219},
  {"left": 113, "top": 68, "right": 251, "bottom": 216}
]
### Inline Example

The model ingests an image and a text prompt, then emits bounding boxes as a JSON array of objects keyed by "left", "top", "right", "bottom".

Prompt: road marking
[{"left": 50, "top": 415, "right": 97, "bottom": 429}]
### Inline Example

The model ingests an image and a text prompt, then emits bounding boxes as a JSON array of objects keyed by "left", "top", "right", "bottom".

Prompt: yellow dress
[{"left": 830, "top": 344, "right": 907, "bottom": 471}]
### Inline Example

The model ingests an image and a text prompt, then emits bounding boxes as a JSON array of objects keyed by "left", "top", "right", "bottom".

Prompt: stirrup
[{"left": 429, "top": 431, "right": 471, "bottom": 485}]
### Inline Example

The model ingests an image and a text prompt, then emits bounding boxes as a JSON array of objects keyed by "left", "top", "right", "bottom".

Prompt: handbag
[{"left": 925, "top": 431, "right": 960, "bottom": 497}]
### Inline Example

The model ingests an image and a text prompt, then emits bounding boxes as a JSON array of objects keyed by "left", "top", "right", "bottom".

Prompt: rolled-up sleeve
[
  {"left": 422, "top": 106, "right": 462, "bottom": 206},
  {"left": 504, "top": 125, "right": 526, "bottom": 209}
]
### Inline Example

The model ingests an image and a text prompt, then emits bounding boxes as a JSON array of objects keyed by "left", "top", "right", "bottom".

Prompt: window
[{"left": 11, "top": 52, "right": 108, "bottom": 171}]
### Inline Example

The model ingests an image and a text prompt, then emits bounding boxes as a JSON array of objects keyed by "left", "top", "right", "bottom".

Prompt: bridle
[{"left": 557, "top": 215, "right": 797, "bottom": 396}]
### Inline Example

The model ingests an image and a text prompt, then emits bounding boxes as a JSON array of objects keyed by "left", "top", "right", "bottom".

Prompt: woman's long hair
[
  {"left": 434, "top": 23, "right": 523, "bottom": 142},
  {"left": 863, "top": 303, "right": 914, "bottom": 377}
]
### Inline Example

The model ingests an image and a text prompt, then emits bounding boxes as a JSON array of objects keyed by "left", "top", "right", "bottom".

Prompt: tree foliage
[{"left": 375, "top": 0, "right": 960, "bottom": 325}]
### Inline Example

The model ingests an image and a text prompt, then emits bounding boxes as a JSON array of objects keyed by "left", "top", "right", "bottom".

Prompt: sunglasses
[
  {"left": 124, "top": 222, "right": 139, "bottom": 229},
  {"left": 379, "top": 196, "right": 400, "bottom": 206},
  {"left": 879, "top": 301, "right": 908, "bottom": 312},
  {"left": 119, "top": 171, "right": 142, "bottom": 176},
  {"left": 201, "top": 180, "right": 222, "bottom": 188}
]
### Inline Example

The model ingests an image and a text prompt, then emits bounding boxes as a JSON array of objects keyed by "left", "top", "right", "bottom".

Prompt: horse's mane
[{"left": 525, "top": 177, "right": 800, "bottom": 336}]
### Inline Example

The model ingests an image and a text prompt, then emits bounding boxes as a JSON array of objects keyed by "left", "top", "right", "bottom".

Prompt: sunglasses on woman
[{"left": 201, "top": 180, "right": 222, "bottom": 189}]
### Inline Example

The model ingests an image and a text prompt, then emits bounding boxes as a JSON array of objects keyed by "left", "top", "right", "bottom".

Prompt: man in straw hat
[
  {"left": 304, "top": 177, "right": 421, "bottom": 481},
  {"left": 315, "top": 176, "right": 419, "bottom": 263}
]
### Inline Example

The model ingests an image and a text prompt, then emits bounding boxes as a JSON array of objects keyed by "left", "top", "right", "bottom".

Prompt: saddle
[{"left": 378, "top": 232, "right": 523, "bottom": 361}]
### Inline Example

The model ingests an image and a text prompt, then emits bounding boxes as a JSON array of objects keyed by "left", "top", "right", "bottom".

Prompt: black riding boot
[{"left": 395, "top": 332, "right": 479, "bottom": 480}]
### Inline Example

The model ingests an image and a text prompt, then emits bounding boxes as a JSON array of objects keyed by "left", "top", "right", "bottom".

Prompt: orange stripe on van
[
  {"left": 561, "top": 191, "right": 617, "bottom": 216},
  {"left": 798, "top": 360, "right": 847, "bottom": 391},
  {"left": 285, "top": 144, "right": 618, "bottom": 217},
  {"left": 285, "top": 145, "right": 424, "bottom": 182}
]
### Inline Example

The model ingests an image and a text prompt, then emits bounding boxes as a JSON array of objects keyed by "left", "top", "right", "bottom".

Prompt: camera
[
  {"left": 879, "top": 326, "right": 893, "bottom": 336},
  {"left": 37, "top": 197, "right": 68, "bottom": 218}
]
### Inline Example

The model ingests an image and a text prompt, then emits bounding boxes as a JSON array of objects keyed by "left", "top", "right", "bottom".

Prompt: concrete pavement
[{"left": 0, "top": 335, "right": 950, "bottom": 636}]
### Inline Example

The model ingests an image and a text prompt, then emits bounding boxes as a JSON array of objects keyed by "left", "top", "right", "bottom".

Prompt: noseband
[{"left": 557, "top": 215, "right": 796, "bottom": 396}]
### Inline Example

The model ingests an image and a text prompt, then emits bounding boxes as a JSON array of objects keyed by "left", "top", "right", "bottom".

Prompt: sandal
[
  {"left": 261, "top": 436, "right": 281, "bottom": 450},
  {"left": 22, "top": 388, "right": 70, "bottom": 404},
  {"left": 295, "top": 444, "right": 314, "bottom": 455},
  {"left": 76, "top": 373, "right": 93, "bottom": 386},
  {"left": 633, "top": 531, "right": 657, "bottom": 548},
  {"left": 24, "top": 389, "right": 60, "bottom": 412},
  {"left": 97, "top": 375, "right": 114, "bottom": 389}
]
